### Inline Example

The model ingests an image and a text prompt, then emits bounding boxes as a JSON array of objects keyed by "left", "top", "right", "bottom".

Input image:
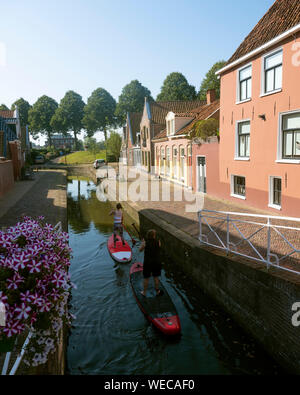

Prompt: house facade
[
  {"left": 217, "top": 0, "right": 300, "bottom": 216},
  {"left": 153, "top": 90, "right": 220, "bottom": 192},
  {"left": 140, "top": 98, "right": 205, "bottom": 173},
  {"left": 121, "top": 112, "right": 142, "bottom": 166}
]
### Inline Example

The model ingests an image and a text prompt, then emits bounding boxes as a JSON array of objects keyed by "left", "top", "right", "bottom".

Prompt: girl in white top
[{"left": 109, "top": 203, "right": 125, "bottom": 247}]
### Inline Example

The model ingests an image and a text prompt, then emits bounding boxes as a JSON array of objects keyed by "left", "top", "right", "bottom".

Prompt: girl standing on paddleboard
[
  {"left": 139, "top": 229, "right": 162, "bottom": 297},
  {"left": 109, "top": 203, "right": 125, "bottom": 248}
]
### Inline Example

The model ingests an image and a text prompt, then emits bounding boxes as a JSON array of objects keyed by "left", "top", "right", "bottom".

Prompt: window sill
[
  {"left": 260, "top": 89, "right": 282, "bottom": 98},
  {"left": 234, "top": 157, "right": 250, "bottom": 161},
  {"left": 268, "top": 204, "right": 281, "bottom": 211},
  {"left": 236, "top": 98, "right": 251, "bottom": 105},
  {"left": 276, "top": 159, "right": 300, "bottom": 164},
  {"left": 231, "top": 193, "right": 246, "bottom": 200}
]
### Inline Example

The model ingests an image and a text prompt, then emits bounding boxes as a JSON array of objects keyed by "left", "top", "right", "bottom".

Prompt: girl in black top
[{"left": 139, "top": 229, "right": 162, "bottom": 297}]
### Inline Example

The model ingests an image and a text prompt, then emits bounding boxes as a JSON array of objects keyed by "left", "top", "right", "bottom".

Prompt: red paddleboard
[
  {"left": 130, "top": 262, "right": 181, "bottom": 336},
  {"left": 107, "top": 234, "right": 132, "bottom": 263}
]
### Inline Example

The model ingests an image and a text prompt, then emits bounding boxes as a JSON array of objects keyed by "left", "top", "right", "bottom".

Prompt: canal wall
[{"left": 116, "top": 197, "right": 300, "bottom": 374}]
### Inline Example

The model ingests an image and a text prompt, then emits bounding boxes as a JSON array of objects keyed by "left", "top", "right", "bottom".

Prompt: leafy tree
[
  {"left": 156, "top": 72, "right": 196, "bottom": 101},
  {"left": 28, "top": 95, "right": 58, "bottom": 147},
  {"left": 83, "top": 88, "right": 117, "bottom": 142},
  {"left": 115, "top": 80, "right": 153, "bottom": 124},
  {"left": 50, "top": 90, "right": 85, "bottom": 150},
  {"left": 198, "top": 61, "right": 226, "bottom": 101},
  {"left": 106, "top": 131, "right": 122, "bottom": 161},
  {"left": 0, "top": 104, "right": 9, "bottom": 111},
  {"left": 11, "top": 98, "right": 31, "bottom": 126}
]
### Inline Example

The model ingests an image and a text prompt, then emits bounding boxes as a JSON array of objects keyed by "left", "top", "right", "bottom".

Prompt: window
[
  {"left": 173, "top": 147, "right": 177, "bottom": 179},
  {"left": 238, "top": 65, "right": 252, "bottom": 102},
  {"left": 269, "top": 177, "right": 282, "bottom": 209},
  {"left": 180, "top": 147, "right": 185, "bottom": 182},
  {"left": 167, "top": 119, "right": 175, "bottom": 136},
  {"left": 263, "top": 50, "right": 282, "bottom": 94},
  {"left": 282, "top": 113, "right": 300, "bottom": 159},
  {"left": 232, "top": 175, "right": 246, "bottom": 198},
  {"left": 237, "top": 121, "right": 250, "bottom": 158},
  {"left": 166, "top": 147, "right": 170, "bottom": 176},
  {"left": 160, "top": 147, "right": 165, "bottom": 175}
]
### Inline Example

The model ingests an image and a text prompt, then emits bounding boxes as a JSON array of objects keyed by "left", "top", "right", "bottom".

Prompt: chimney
[{"left": 206, "top": 89, "right": 216, "bottom": 105}]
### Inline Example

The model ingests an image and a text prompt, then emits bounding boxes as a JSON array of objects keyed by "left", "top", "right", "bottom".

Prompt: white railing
[{"left": 198, "top": 210, "right": 300, "bottom": 275}]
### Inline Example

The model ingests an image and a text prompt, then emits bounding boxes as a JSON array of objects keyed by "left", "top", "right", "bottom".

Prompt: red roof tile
[
  {"left": 227, "top": 0, "right": 300, "bottom": 65},
  {"left": 0, "top": 110, "right": 14, "bottom": 119}
]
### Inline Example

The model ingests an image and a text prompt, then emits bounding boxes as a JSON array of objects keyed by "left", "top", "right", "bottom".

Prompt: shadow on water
[{"left": 66, "top": 178, "right": 286, "bottom": 375}]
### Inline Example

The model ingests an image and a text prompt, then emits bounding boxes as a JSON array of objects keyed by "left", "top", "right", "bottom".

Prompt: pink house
[
  {"left": 152, "top": 91, "right": 220, "bottom": 193},
  {"left": 216, "top": 0, "right": 300, "bottom": 216}
]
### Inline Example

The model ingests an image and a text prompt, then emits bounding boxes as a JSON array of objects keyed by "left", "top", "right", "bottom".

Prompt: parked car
[
  {"left": 93, "top": 159, "right": 105, "bottom": 169},
  {"left": 35, "top": 155, "right": 45, "bottom": 164}
]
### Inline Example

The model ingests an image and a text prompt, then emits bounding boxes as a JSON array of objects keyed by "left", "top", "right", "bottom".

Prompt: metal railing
[{"left": 198, "top": 210, "right": 300, "bottom": 275}]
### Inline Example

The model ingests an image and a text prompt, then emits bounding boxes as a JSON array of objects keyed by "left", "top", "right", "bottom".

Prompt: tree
[
  {"left": 83, "top": 88, "right": 117, "bottom": 142},
  {"left": 115, "top": 80, "right": 153, "bottom": 124},
  {"left": 106, "top": 131, "right": 122, "bottom": 161},
  {"left": 156, "top": 72, "right": 196, "bottom": 101},
  {"left": 28, "top": 95, "right": 58, "bottom": 147},
  {"left": 198, "top": 61, "right": 226, "bottom": 101},
  {"left": 50, "top": 91, "right": 85, "bottom": 150},
  {"left": 0, "top": 104, "right": 9, "bottom": 111},
  {"left": 11, "top": 98, "right": 31, "bottom": 126},
  {"left": 84, "top": 137, "right": 100, "bottom": 159}
]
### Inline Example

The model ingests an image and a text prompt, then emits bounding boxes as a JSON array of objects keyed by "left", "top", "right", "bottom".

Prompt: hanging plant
[
  {"left": 189, "top": 118, "right": 219, "bottom": 142},
  {"left": 0, "top": 216, "right": 75, "bottom": 367}
]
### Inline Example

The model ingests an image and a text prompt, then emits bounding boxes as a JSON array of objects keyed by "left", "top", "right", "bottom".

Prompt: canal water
[{"left": 66, "top": 178, "right": 284, "bottom": 375}]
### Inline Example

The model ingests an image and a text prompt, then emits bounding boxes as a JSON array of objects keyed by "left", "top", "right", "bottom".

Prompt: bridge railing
[{"left": 198, "top": 210, "right": 300, "bottom": 275}]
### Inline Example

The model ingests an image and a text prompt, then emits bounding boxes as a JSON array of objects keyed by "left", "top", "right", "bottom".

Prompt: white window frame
[
  {"left": 235, "top": 119, "right": 251, "bottom": 160},
  {"left": 231, "top": 175, "right": 246, "bottom": 200},
  {"left": 268, "top": 176, "right": 282, "bottom": 210},
  {"left": 276, "top": 109, "right": 300, "bottom": 164},
  {"left": 260, "top": 47, "right": 283, "bottom": 97},
  {"left": 236, "top": 63, "right": 252, "bottom": 104}
]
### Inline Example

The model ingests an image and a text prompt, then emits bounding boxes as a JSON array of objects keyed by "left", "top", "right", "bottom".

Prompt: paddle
[{"left": 122, "top": 223, "right": 137, "bottom": 246}]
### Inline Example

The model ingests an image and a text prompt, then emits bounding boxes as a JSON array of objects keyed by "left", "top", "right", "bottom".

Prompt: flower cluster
[{"left": 0, "top": 216, "right": 74, "bottom": 367}]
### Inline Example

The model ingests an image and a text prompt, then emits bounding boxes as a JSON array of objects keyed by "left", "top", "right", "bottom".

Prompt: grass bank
[{"left": 56, "top": 150, "right": 106, "bottom": 165}]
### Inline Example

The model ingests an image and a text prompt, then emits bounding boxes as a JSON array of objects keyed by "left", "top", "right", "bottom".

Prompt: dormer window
[{"left": 166, "top": 113, "right": 175, "bottom": 136}]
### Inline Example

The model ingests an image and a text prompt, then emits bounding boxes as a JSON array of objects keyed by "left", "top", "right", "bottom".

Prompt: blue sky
[{"left": 1, "top": 0, "right": 275, "bottom": 110}]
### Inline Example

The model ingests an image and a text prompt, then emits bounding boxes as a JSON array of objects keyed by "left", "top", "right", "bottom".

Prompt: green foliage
[
  {"left": 189, "top": 118, "right": 219, "bottom": 141},
  {"left": 28, "top": 95, "right": 58, "bottom": 146},
  {"left": 106, "top": 131, "right": 122, "bottom": 161},
  {"left": 50, "top": 91, "right": 85, "bottom": 149},
  {"left": 156, "top": 72, "right": 196, "bottom": 101},
  {"left": 115, "top": 80, "right": 153, "bottom": 124},
  {"left": 198, "top": 61, "right": 226, "bottom": 101},
  {"left": 83, "top": 88, "right": 117, "bottom": 140},
  {"left": 11, "top": 98, "right": 31, "bottom": 126},
  {"left": 0, "top": 104, "right": 9, "bottom": 111}
]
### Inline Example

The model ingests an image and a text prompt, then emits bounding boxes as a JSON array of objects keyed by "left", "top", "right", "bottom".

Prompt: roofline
[{"left": 216, "top": 22, "right": 300, "bottom": 76}]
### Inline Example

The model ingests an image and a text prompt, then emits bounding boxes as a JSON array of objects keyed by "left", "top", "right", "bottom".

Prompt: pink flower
[
  {"left": 28, "top": 259, "right": 42, "bottom": 274},
  {"left": 20, "top": 291, "right": 34, "bottom": 304},
  {"left": 12, "top": 252, "right": 31, "bottom": 270},
  {"left": 51, "top": 273, "right": 65, "bottom": 288},
  {"left": 0, "top": 291, "right": 8, "bottom": 305},
  {"left": 3, "top": 321, "right": 20, "bottom": 337},
  {"left": 7, "top": 274, "right": 23, "bottom": 290},
  {"left": 38, "top": 299, "right": 52, "bottom": 313},
  {"left": 0, "top": 234, "right": 12, "bottom": 249},
  {"left": 15, "top": 303, "right": 31, "bottom": 320}
]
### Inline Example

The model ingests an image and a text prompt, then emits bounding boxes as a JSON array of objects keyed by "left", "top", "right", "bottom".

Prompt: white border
[
  {"left": 236, "top": 62, "right": 252, "bottom": 104},
  {"left": 235, "top": 119, "right": 251, "bottom": 160},
  {"left": 268, "top": 176, "right": 282, "bottom": 210},
  {"left": 260, "top": 47, "right": 283, "bottom": 97},
  {"left": 230, "top": 174, "right": 246, "bottom": 200},
  {"left": 277, "top": 109, "right": 300, "bottom": 162},
  {"left": 196, "top": 155, "right": 206, "bottom": 193}
]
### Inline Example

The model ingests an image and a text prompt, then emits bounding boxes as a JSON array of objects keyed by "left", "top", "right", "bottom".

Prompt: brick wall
[{"left": 0, "top": 160, "right": 14, "bottom": 197}]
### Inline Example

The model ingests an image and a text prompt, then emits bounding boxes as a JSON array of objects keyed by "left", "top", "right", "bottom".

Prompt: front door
[{"left": 197, "top": 156, "right": 206, "bottom": 193}]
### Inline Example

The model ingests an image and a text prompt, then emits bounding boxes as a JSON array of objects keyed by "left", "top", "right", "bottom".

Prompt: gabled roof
[
  {"left": 0, "top": 110, "right": 15, "bottom": 119},
  {"left": 148, "top": 100, "right": 205, "bottom": 125},
  {"left": 127, "top": 112, "right": 142, "bottom": 145},
  {"left": 152, "top": 100, "right": 220, "bottom": 141},
  {"left": 227, "top": 0, "right": 300, "bottom": 65}
]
